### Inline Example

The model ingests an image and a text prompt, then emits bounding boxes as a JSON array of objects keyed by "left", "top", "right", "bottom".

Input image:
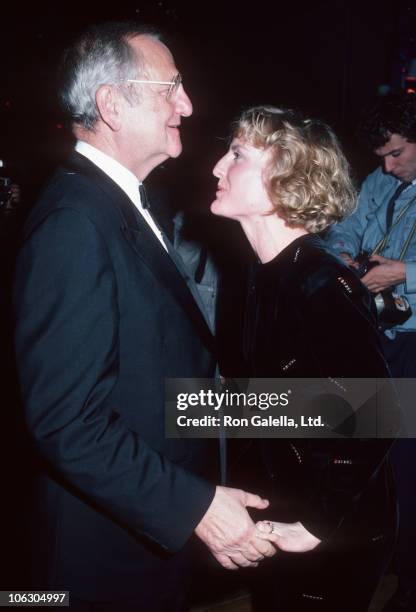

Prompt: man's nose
[
  {"left": 175, "top": 85, "right": 193, "bottom": 117},
  {"left": 384, "top": 156, "right": 397, "bottom": 174}
]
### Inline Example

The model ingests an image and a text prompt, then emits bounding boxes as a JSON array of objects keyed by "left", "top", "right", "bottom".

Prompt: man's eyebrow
[
  {"left": 379, "top": 148, "right": 403, "bottom": 158},
  {"left": 230, "top": 143, "right": 242, "bottom": 151}
]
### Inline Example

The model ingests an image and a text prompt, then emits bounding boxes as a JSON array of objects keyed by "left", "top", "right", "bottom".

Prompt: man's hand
[
  {"left": 361, "top": 255, "right": 406, "bottom": 293},
  {"left": 339, "top": 252, "right": 358, "bottom": 268},
  {"left": 195, "top": 486, "right": 276, "bottom": 570},
  {"left": 255, "top": 520, "right": 321, "bottom": 553}
]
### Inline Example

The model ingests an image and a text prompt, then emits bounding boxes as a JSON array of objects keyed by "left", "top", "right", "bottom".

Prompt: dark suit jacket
[{"left": 12, "top": 152, "right": 217, "bottom": 601}]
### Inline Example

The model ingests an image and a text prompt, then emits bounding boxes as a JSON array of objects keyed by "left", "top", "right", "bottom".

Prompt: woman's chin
[
  {"left": 210, "top": 199, "right": 221, "bottom": 215},
  {"left": 210, "top": 199, "right": 230, "bottom": 218}
]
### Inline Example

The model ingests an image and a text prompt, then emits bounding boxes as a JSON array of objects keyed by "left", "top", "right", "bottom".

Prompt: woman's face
[{"left": 211, "top": 138, "right": 274, "bottom": 221}]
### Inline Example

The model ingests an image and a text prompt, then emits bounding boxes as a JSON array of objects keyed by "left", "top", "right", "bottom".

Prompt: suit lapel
[
  {"left": 64, "top": 153, "right": 215, "bottom": 353},
  {"left": 122, "top": 223, "right": 215, "bottom": 351}
]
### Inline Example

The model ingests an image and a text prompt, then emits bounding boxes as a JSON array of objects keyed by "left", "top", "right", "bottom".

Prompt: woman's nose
[{"left": 213, "top": 155, "right": 227, "bottom": 178}]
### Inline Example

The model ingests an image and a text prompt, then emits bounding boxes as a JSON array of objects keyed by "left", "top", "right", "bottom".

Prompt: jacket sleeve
[
  {"left": 12, "top": 207, "right": 214, "bottom": 552},
  {"left": 325, "top": 176, "right": 376, "bottom": 258},
  {"left": 293, "top": 269, "right": 399, "bottom": 539},
  {"left": 405, "top": 262, "right": 416, "bottom": 293}
]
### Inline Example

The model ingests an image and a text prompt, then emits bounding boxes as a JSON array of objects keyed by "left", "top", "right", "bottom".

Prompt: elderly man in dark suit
[{"left": 12, "top": 21, "right": 274, "bottom": 612}]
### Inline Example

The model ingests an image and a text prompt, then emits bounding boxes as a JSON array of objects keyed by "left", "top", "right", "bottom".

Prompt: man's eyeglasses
[{"left": 126, "top": 73, "right": 182, "bottom": 100}]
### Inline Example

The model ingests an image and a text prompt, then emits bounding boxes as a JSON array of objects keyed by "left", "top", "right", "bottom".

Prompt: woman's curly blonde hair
[{"left": 233, "top": 106, "right": 357, "bottom": 233}]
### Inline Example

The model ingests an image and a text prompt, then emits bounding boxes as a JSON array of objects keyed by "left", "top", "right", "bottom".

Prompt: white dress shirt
[{"left": 75, "top": 141, "right": 167, "bottom": 250}]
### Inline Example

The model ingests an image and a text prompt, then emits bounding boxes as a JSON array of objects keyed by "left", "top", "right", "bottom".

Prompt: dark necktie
[
  {"left": 386, "top": 181, "right": 411, "bottom": 231},
  {"left": 138, "top": 182, "right": 169, "bottom": 247},
  {"left": 138, "top": 183, "right": 150, "bottom": 210}
]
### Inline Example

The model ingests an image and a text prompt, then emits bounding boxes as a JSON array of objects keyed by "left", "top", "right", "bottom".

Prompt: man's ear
[{"left": 95, "top": 85, "right": 123, "bottom": 131}]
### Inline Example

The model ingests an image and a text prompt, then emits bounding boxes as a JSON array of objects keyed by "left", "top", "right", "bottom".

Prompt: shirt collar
[{"left": 75, "top": 141, "right": 144, "bottom": 208}]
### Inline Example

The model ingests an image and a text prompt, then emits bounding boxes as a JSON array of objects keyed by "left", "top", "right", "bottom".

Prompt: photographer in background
[{"left": 326, "top": 92, "right": 416, "bottom": 612}]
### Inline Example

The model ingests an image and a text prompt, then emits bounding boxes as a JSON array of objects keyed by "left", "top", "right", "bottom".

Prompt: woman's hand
[{"left": 255, "top": 520, "right": 321, "bottom": 553}]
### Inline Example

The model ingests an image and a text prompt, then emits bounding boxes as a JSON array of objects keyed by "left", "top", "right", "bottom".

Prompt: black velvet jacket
[{"left": 238, "top": 234, "right": 398, "bottom": 542}]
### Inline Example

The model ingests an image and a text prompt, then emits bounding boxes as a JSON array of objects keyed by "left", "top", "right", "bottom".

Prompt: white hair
[{"left": 60, "top": 22, "right": 161, "bottom": 131}]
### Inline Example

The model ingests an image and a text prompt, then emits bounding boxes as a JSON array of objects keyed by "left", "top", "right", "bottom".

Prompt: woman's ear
[{"left": 95, "top": 85, "right": 123, "bottom": 131}]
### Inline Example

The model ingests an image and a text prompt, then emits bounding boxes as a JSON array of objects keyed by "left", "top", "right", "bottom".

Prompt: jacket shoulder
[
  {"left": 361, "top": 166, "right": 395, "bottom": 193},
  {"left": 293, "top": 239, "right": 373, "bottom": 311},
  {"left": 296, "top": 240, "right": 357, "bottom": 288},
  {"left": 23, "top": 167, "right": 122, "bottom": 240}
]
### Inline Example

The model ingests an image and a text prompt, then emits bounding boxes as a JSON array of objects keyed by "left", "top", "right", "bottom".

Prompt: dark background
[
  {"left": 1, "top": 0, "right": 415, "bottom": 199},
  {"left": 1, "top": 0, "right": 416, "bottom": 596}
]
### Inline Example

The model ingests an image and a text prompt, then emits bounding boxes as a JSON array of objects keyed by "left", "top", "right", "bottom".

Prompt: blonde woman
[{"left": 212, "top": 107, "right": 397, "bottom": 611}]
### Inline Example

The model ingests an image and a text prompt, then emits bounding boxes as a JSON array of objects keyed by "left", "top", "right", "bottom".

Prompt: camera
[
  {"left": 355, "top": 251, "right": 380, "bottom": 277},
  {"left": 353, "top": 251, "right": 411, "bottom": 330}
]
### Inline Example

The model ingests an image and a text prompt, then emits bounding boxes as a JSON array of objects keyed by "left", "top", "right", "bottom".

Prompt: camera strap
[
  {"left": 398, "top": 221, "right": 416, "bottom": 261},
  {"left": 372, "top": 194, "right": 416, "bottom": 258}
]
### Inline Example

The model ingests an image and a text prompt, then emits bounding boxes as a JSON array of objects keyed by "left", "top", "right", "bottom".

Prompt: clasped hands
[{"left": 195, "top": 486, "right": 321, "bottom": 570}]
